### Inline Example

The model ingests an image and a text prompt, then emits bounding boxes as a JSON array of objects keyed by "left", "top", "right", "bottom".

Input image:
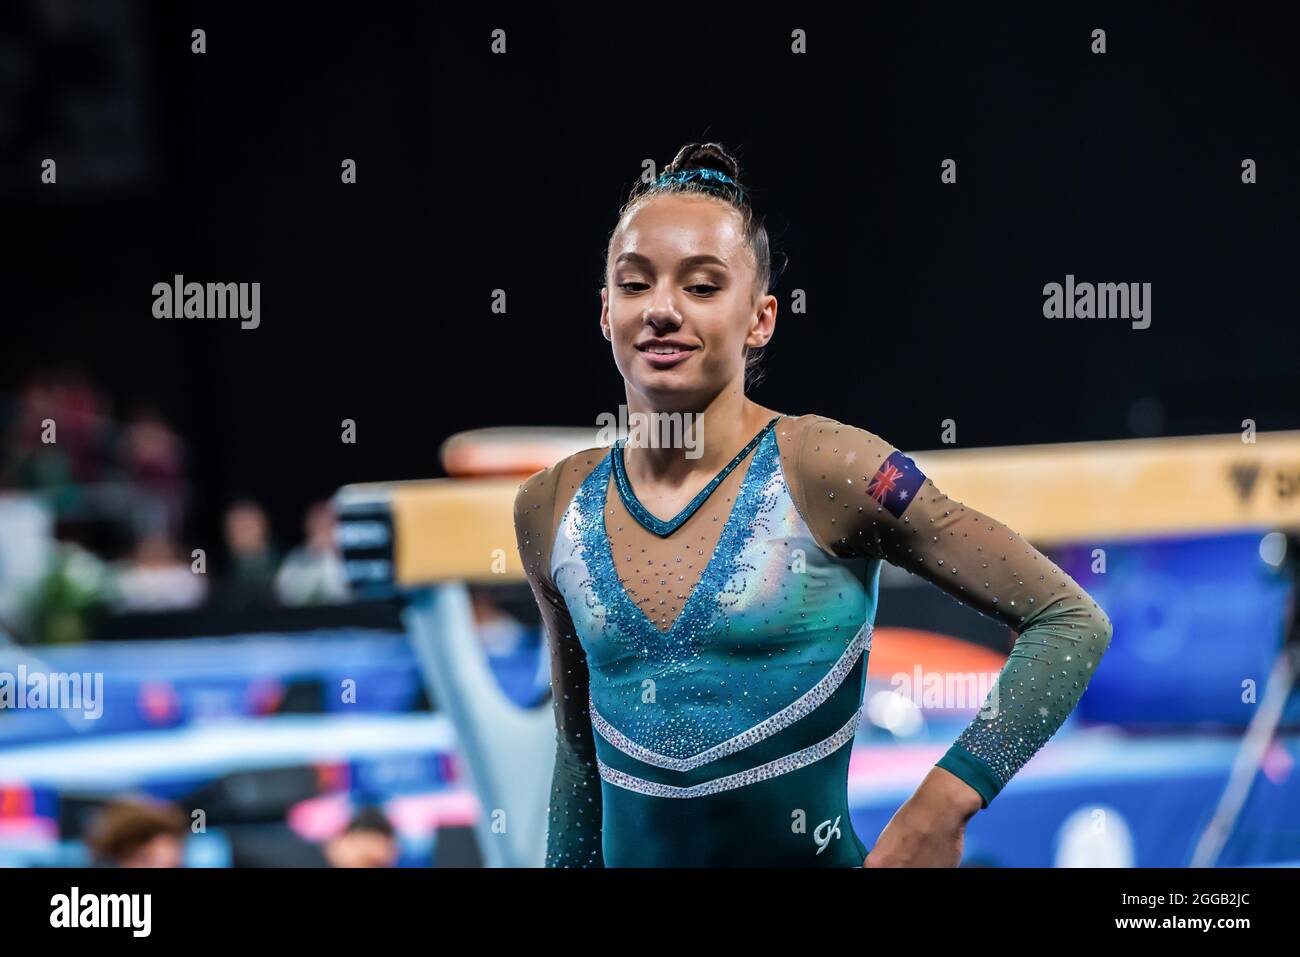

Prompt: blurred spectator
[
  {"left": 120, "top": 406, "right": 187, "bottom": 539},
  {"left": 2, "top": 374, "right": 193, "bottom": 561},
  {"left": 322, "top": 806, "right": 399, "bottom": 868},
  {"left": 275, "top": 500, "right": 349, "bottom": 606},
  {"left": 86, "top": 798, "right": 188, "bottom": 867},
  {"left": 227, "top": 804, "right": 399, "bottom": 867},
  {"left": 2, "top": 369, "right": 113, "bottom": 512},
  {"left": 211, "top": 500, "right": 279, "bottom": 610},
  {"left": 113, "top": 533, "right": 207, "bottom": 612}
]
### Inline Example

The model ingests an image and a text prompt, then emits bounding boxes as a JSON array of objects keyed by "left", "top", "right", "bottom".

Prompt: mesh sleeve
[
  {"left": 794, "top": 415, "right": 1113, "bottom": 808},
  {"left": 514, "top": 466, "right": 604, "bottom": 866}
]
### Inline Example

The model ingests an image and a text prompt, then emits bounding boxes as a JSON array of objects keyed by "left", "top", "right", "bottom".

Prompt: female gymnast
[{"left": 513, "top": 142, "right": 1113, "bottom": 867}]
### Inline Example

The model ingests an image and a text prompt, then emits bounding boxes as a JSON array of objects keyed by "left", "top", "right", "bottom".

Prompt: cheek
[
  {"left": 700, "top": 313, "right": 750, "bottom": 360},
  {"left": 608, "top": 315, "right": 639, "bottom": 359},
  {"left": 605, "top": 303, "right": 635, "bottom": 340},
  {"left": 606, "top": 317, "right": 637, "bottom": 377}
]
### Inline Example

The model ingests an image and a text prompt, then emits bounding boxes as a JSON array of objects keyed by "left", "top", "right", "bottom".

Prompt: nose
[
  {"left": 642, "top": 288, "right": 682, "bottom": 333},
  {"left": 644, "top": 312, "right": 682, "bottom": 337}
]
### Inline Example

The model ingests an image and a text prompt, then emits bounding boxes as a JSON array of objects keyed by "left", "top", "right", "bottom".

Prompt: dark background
[{"left": 3, "top": 0, "right": 1298, "bottom": 548}]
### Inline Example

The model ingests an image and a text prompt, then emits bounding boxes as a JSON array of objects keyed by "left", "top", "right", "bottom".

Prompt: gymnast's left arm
[{"left": 794, "top": 415, "right": 1114, "bottom": 865}]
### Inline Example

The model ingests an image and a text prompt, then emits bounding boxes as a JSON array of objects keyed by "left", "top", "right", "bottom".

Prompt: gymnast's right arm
[{"left": 513, "top": 467, "right": 605, "bottom": 867}]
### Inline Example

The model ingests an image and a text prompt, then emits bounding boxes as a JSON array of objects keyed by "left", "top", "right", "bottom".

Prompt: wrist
[{"left": 915, "top": 767, "right": 983, "bottom": 825}]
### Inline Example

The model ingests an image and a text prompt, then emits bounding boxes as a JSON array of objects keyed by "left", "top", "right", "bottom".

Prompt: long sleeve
[
  {"left": 513, "top": 465, "right": 605, "bottom": 867},
  {"left": 790, "top": 415, "right": 1113, "bottom": 808}
]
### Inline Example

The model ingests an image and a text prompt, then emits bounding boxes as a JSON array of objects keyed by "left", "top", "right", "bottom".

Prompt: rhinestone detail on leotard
[
  {"left": 567, "top": 424, "right": 780, "bottom": 646},
  {"left": 596, "top": 708, "right": 862, "bottom": 799},
  {"left": 588, "top": 621, "right": 871, "bottom": 771}
]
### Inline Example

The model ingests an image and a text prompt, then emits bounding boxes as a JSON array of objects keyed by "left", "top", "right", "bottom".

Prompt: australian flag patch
[{"left": 867, "top": 450, "right": 926, "bottom": 518}]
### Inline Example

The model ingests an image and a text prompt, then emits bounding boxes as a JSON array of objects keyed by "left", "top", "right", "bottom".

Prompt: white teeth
[{"left": 647, "top": 345, "right": 684, "bottom": 354}]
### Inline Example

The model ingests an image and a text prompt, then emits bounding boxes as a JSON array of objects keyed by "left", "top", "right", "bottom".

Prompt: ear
[
  {"left": 746, "top": 292, "right": 777, "bottom": 348},
  {"left": 599, "top": 286, "right": 611, "bottom": 340}
]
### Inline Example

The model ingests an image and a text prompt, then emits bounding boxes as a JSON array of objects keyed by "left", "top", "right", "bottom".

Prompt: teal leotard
[{"left": 513, "top": 413, "right": 1112, "bottom": 866}]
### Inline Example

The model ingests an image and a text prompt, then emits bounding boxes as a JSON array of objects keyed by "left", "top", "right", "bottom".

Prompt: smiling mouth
[
  {"left": 636, "top": 341, "right": 699, "bottom": 355},
  {"left": 635, "top": 342, "right": 698, "bottom": 370}
]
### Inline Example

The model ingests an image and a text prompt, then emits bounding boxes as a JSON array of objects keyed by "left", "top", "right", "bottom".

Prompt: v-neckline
[
  {"left": 600, "top": 416, "right": 782, "bottom": 638},
  {"left": 611, "top": 417, "right": 780, "bottom": 537}
]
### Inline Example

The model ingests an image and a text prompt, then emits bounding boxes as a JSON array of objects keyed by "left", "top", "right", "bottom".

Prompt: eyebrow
[{"left": 614, "top": 252, "right": 729, "bottom": 270}]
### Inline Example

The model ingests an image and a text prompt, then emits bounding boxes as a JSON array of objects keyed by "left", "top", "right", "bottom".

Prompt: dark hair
[
  {"left": 346, "top": 805, "right": 396, "bottom": 838},
  {"left": 608, "top": 142, "right": 777, "bottom": 391},
  {"left": 86, "top": 798, "right": 188, "bottom": 865}
]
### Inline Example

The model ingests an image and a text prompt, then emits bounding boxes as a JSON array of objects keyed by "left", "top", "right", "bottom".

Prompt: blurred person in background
[
  {"left": 227, "top": 804, "right": 399, "bottom": 867},
  {"left": 86, "top": 797, "right": 189, "bottom": 867},
  {"left": 2, "top": 369, "right": 113, "bottom": 516},
  {"left": 212, "top": 499, "right": 279, "bottom": 610},
  {"left": 113, "top": 532, "right": 207, "bottom": 612},
  {"left": 322, "top": 805, "right": 399, "bottom": 868},
  {"left": 119, "top": 406, "right": 187, "bottom": 541},
  {"left": 274, "top": 499, "right": 349, "bottom": 606}
]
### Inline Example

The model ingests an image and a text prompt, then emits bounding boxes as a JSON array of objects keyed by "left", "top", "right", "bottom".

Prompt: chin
[{"left": 635, "top": 378, "right": 710, "bottom": 410}]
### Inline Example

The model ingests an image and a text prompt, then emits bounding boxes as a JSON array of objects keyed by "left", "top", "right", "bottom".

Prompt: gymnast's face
[{"left": 601, "top": 193, "right": 775, "bottom": 408}]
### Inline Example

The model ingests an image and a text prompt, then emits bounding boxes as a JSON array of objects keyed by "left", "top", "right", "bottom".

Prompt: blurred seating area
[
  {"left": 0, "top": 618, "right": 548, "bottom": 868},
  {"left": 0, "top": 370, "right": 549, "bottom": 867},
  {"left": 0, "top": 368, "right": 352, "bottom": 646}
]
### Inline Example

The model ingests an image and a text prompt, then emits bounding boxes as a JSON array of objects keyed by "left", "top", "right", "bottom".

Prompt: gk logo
[{"left": 813, "top": 815, "right": 842, "bottom": 855}]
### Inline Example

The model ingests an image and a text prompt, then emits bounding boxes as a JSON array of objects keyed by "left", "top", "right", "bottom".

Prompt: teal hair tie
[{"left": 654, "top": 168, "right": 746, "bottom": 202}]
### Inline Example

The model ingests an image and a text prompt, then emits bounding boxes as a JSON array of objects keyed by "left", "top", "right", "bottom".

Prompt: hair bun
[{"left": 664, "top": 142, "right": 741, "bottom": 183}]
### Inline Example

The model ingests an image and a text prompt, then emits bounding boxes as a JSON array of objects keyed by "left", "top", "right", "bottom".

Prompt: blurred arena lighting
[{"left": 1260, "top": 531, "right": 1288, "bottom": 568}]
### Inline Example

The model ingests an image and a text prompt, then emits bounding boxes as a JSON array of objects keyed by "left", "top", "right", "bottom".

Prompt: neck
[{"left": 620, "top": 385, "right": 779, "bottom": 483}]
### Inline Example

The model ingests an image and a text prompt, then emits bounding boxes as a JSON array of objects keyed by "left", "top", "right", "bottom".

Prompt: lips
[{"left": 636, "top": 340, "right": 698, "bottom": 369}]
